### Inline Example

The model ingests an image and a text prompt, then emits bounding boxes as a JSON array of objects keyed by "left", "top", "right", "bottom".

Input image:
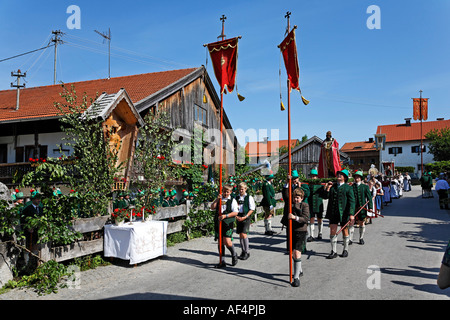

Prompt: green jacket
[
  {"left": 323, "top": 183, "right": 355, "bottom": 222},
  {"left": 261, "top": 181, "right": 276, "bottom": 207},
  {"left": 352, "top": 183, "right": 373, "bottom": 219},
  {"left": 420, "top": 175, "right": 433, "bottom": 188},
  {"left": 308, "top": 183, "right": 325, "bottom": 214}
]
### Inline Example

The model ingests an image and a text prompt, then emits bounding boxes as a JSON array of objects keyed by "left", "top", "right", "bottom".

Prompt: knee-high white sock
[
  {"left": 318, "top": 221, "right": 323, "bottom": 235},
  {"left": 343, "top": 236, "right": 350, "bottom": 251},
  {"left": 330, "top": 235, "right": 337, "bottom": 253},
  {"left": 310, "top": 223, "right": 315, "bottom": 237},
  {"left": 349, "top": 226, "right": 354, "bottom": 242},
  {"left": 267, "top": 219, "right": 272, "bottom": 231},
  {"left": 293, "top": 258, "right": 302, "bottom": 279},
  {"left": 359, "top": 225, "right": 366, "bottom": 240}
]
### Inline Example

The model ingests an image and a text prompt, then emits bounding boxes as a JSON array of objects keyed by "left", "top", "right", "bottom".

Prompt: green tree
[
  {"left": 132, "top": 109, "right": 178, "bottom": 215},
  {"left": 56, "top": 84, "right": 122, "bottom": 217},
  {"left": 425, "top": 127, "right": 450, "bottom": 161}
]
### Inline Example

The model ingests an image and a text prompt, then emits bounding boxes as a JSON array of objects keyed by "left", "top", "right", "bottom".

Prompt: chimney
[
  {"left": 404, "top": 118, "right": 411, "bottom": 126},
  {"left": 368, "top": 137, "right": 374, "bottom": 143},
  {"left": 262, "top": 137, "right": 269, "bottom": 144}
]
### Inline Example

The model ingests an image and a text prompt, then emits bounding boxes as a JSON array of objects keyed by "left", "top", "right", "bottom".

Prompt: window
[
  {"left": 194, "top": 104, "right": 207, "bottom": 126},
  {"left": 411, "top": 145, "right": 426, "bottom": 153},
  {"left": 16, "top": 145, "right": 48, "bottom": 162},
  {"left": 388, "top": 147, "right": 402, "bottom": 155},
  {"left": 0, "top": 144, "right": 7, "bottom": 163}
]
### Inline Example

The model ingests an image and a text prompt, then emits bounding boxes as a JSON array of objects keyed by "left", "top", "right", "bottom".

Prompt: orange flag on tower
[{"left": 413, "top": 98, "right": 428, "bottom": 121}]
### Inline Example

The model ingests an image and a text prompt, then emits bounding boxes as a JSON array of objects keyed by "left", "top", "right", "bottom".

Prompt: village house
[
  {"left": 375, "top": 117, "right": 450, "bottom": 174},
  {"left": 340, "top": 138, "right": 379, "bottom": 172},
  {"left": 0, "top": 66, "right": 237, "bottom": 187},
  {"left": 245, "top": 138, "right": 299, "bottom": 165}
]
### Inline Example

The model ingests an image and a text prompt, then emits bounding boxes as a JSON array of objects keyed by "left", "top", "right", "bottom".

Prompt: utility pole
[
  {"left": 11, "top": 70, "right": 26, "bottom": 110},
  {"left": 419, "top": 90, "right": 424, "bottom": 175},
  {"left": 95, "top": 28, "right": 111, "bottom": 79},
  {"left": 51, "top": 30, "right": 63, "bottom": 85}
]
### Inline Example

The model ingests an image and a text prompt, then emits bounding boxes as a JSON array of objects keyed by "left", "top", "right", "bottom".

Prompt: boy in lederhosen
[
  {"left": 350, "top": 171, "right": 373, "bottom": 245},
  {"left": 323, "top": 169, "right": 355, "bottom": 259},
  {"left": 307, "top": 169, "right": 326, "bottom": 241},
  {"left": 283, "top": 170, "right": 310, "bottom": 251},
  {"left": 210, "top": 184, "right": 239, "bottom": 268},
  {"left": 281, "top": 188, "right": 310, "bottom": 287},
  {"left": 235, "top": 182, "right": 256, "bottom": 260}
]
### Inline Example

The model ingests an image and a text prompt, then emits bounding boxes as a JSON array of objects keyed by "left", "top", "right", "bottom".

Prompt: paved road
[{"left": 1, "top": 185, "right": 449, "bottom": 301}]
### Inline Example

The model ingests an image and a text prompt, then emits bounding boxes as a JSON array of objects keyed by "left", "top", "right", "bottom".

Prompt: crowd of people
[
  {"left": 209, "top": 167, "right": 450, "bottom": 288},
  {"left": 210, "top": 168, "right": 392, "bottom": 287}
]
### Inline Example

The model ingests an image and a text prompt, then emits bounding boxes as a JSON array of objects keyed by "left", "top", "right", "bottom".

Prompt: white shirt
[
  {"left": 221, "top": 196, "right": 239, "bottom": 214},
  {"left": 237, "top": 194, "right": 256, "bottom": 213}
]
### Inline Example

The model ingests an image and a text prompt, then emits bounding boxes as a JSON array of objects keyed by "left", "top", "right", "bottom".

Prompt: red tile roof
[
  {"left": 341, "top": 141, "right": 376, "bottom": 153},
  {"left": 376, "top": 119, "right": 450, "bottom": 142},
  {"left": 245, "top": 139, "right": 299, "bottom": 157},
  {"left": 0, "top": 68, "right": 197, "bottom": 123}
]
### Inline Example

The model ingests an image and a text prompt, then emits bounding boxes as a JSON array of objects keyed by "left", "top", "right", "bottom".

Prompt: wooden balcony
[{"left": 0, "top": 162, "right": 34, "bottom": 186}]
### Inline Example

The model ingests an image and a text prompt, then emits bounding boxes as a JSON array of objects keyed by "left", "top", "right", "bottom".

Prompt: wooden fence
[{"left": 21, "top": 193, "right": 283, "bottom": 264}]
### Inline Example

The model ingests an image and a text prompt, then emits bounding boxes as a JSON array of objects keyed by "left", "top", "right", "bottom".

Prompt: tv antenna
[{"left": 94, "top": 28, "right": 111, "bottom": 79}]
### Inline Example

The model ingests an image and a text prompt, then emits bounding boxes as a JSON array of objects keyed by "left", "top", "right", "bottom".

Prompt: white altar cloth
[{"left": 104, "top": 220, "right": 167, "bottom": 264}]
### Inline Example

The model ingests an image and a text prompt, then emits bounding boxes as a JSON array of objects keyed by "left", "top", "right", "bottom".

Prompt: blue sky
[{"left": 1, "top": 0, "right": 449, "bottom": 147}]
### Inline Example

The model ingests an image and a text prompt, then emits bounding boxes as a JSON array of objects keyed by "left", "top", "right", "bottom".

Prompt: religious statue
[{"left": 318, "top": 131, "right": 341, "bottom": 178}]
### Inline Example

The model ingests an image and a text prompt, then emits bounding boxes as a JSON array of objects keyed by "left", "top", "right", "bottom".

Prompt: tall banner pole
[
  {"left": 279, "top": 11, "right": 308, "bottom": 283},
  {"left": 285, "top": 11, "right": 293, "bottom": 284},
  {"left": 218, "top": 16, "right": 226, "bottom": 265},
  {"left": 219, "top": 90, "right": 224, "bottom": 263},
  {"left": 288, "top": 78, "right": 293, "bottom": 283},
  {"left": 205, "top": 15, "right": 243, "bottom": 266}
]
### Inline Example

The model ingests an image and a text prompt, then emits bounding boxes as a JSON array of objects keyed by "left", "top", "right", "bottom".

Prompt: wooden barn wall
[
  {"left": 279, "top": 142, "right": 322, "bottom": 175},
  {"left": 157, "top": 78, "right": 235, "bottom": 176}
]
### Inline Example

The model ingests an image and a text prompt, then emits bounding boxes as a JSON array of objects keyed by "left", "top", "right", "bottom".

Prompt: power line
[
  {"left": 64, "top": 33, "right": 191, "bottom": 69},
  {"left": 0, "top": 44, "right": 55, "bottom": 63}
]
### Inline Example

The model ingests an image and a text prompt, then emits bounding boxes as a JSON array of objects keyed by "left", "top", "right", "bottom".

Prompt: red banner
[
  {"left": 207, "top": 37, "right": 239, "bottom": 94},
  {"left": 279, "top": 29, "right": 300, "bottom": 91},
  {"left": 413, "top": 98, "right": 428, "bottom": 121}
]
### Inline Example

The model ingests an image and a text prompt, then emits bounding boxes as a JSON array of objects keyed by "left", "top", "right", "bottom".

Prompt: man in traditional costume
[
  {"left": 349, "top": 171, "right": 373, "bottom": 245},
  {"left": 261, "top": 173, "right": 277, "bottom": 235},
  {"left": 420, "top": 172, "right": 434, "bottom": 198},
  {"left": 307, "top": 169, "right": 325, "bottom": 241},
  {"left": 318, "top": 131, "right": 341, "bottom": 178},
  {"left": 323, "top": 169, "right": 355, "bottom": 259},
  {"left": 21, "top": 190, "right": 43, "bottom": 253}
]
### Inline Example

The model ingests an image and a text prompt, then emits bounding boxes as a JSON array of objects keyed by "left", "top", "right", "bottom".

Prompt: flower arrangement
[{"left": 111, "top": 208, "right": 129, "bottom": 225}]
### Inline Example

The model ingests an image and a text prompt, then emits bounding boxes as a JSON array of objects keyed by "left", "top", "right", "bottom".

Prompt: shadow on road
[{"left": 381, "top": 266, "right": 450, "bottom": 297}]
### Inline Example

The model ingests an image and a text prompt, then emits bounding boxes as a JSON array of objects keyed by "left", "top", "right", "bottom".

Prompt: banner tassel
[{"left": 301, "top": 95, "right": 310, "bottom": 105}]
